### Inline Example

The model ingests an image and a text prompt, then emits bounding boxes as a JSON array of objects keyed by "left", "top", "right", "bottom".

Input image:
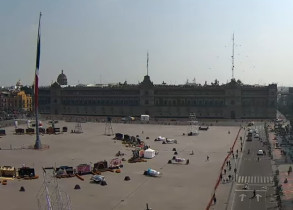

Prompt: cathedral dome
[
  {"left": 16, "top": 79, "right": 22, "bottom": 87},
  {"left": 57, "top": 70, "right": 67, "bottom": 85}
]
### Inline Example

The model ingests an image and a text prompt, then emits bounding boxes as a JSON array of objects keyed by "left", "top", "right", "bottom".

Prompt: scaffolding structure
[
  {"left": 187, "top": 113, "right": 199, "bottom": 135},
  {"left": 74, "top": 122, "right": 83, "bottom": 133},
  {"left": 37, "top": 168, "right": 71, "bottom": 210},
  {"left": 105, "top": 117, "right": 114, "bottom": 136}
]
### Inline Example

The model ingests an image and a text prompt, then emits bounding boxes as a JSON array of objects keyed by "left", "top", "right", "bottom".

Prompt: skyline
[{"left": 1, "top": 1, "right": 293, "bottom": 87}]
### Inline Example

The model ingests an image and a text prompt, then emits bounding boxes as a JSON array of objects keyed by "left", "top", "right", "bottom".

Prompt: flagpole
[
  {"left": 34, "top": 12, "right": 42, "bottom": 149},
  {"left": 147, "top": 52, "right": 149, "bottom": 76}
]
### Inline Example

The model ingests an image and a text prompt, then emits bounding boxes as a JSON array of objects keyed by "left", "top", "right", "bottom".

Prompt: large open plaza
[{"left": 0, "top": 120, "right": 243, "bottom": 210}]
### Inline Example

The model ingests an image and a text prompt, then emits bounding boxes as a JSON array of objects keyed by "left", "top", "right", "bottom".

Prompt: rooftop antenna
[
  {"left": 147, "top": 52, "right": 149, "bottom": 76},
  {"left": 231, "top": 33, "right": 235, "bottom": 80}
]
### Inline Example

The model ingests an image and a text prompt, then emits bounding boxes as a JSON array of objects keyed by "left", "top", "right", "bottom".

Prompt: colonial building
[
  {"left": 38, "top": 72, "right": 277, "bottom": 119},
  {"left": 0, "top": 80, "right": 33, "bottom": 115},
  {"left": 14, "top": 91, "right": 33, "bottom": 112},
  {"left": 278, "top": 87, "right": 293, "bottom": 120},
  {"left": 1, "top": 91, "right": 32, "bottom": 113}
]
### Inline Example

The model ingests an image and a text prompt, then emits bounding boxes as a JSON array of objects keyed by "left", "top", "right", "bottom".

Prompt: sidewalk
[
  {"left": 269, "top": 124, "right": 293, "bottom": 210},
  {"left": 209, "top": 127, "right": 245, "bottom": 210}
]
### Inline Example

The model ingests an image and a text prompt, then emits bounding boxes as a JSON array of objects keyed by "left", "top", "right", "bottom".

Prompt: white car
[
  {"left": 254, "top": 134, "right": 259, "bottom": 138},
  {"left": 257, "top": 150, "right": 264, "bottom": 155}
]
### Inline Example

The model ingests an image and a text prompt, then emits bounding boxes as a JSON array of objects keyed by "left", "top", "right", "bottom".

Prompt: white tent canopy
[{"left": 144, "top": 148, "right": 156, "bottom": 159}]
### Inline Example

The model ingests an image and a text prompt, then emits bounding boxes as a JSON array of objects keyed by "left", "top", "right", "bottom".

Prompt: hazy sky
[{"left": 1, "top": 0, "right": 293, "bottom": 87}]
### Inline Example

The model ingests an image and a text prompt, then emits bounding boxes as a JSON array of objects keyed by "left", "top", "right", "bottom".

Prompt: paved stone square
[{"left": 0, "top": 121, "right": 241, "bottom": 210}]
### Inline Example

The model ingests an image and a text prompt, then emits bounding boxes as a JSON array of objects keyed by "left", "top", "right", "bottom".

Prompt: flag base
[{"left": 34, "top": 139, "right": 42, "bottom": 149}]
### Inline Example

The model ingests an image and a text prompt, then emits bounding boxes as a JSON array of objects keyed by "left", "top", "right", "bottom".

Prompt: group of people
[
  {"left": 221, "top": 174, "right": 234, "bottom": 183},
  {"left": 221, "top": 158, "right": 237, "bottom": 184},
  {"left": 230, "top": 148, "right": 239, "bottom": 159}
]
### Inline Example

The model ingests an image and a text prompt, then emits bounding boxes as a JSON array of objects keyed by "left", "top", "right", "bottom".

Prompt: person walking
[
  {"left": 146, "top": 203, "right": 152, "bottom": 210},
  {"left": 207, "top": 156, "right": 209, "bottom": 161},
  {"left": 252, "top": 189, "right": 256, "bottom": 198},
  {"left": 243, "top": 182, "right": 249, "bottom": 190}
]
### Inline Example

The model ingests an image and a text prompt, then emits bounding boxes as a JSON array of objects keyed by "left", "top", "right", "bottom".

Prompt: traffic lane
[
  {"left": 238, "top": 158, "right": 272, "bottom": 176},
  {"left": 232, "top": 190, "right": 266, "bottom": 210},
  {"left": 245, "top": 137, "right": 267, "bottom": 156},
  {"left": 231, "top": 124, "right": 271, "bottom": 210},
  {"left": 239, "top": 142, "right": 272, "bottom": 176},
  {"left": 239, "top": 154, "right": 272, "bottom": 176}
]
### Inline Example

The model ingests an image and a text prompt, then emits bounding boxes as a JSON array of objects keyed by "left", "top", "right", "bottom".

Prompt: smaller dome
[
  {"left": 57, "top": 70, "right": 67, "bottom": 85},
  {"left": 16, "top": 79, "right": 22, "bottom": 87}
]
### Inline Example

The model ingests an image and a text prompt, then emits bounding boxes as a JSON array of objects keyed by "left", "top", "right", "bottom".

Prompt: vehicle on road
[
  {"left": 247, "top": 130, "right": 253, "bottom": 141},
  {"left": 257, "top": 150, "right": 264, "bottom": 155}
]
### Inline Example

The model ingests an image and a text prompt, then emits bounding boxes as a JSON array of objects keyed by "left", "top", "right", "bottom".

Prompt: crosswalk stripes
[
  {"left": 242, "top": 157, "right": 270, "bottom": 161},
  {"left": 237, "top": 175, "right": 273, "bottom": 184}
]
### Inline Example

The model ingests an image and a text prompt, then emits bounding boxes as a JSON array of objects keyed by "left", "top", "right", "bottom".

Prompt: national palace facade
[{"left": 38, "top": 71, "right": 277, "bottom": 119}]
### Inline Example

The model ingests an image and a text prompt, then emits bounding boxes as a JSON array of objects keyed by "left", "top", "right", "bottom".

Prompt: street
[{"left": 230, "top": 123, "right": 275, "bottom": 210}]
